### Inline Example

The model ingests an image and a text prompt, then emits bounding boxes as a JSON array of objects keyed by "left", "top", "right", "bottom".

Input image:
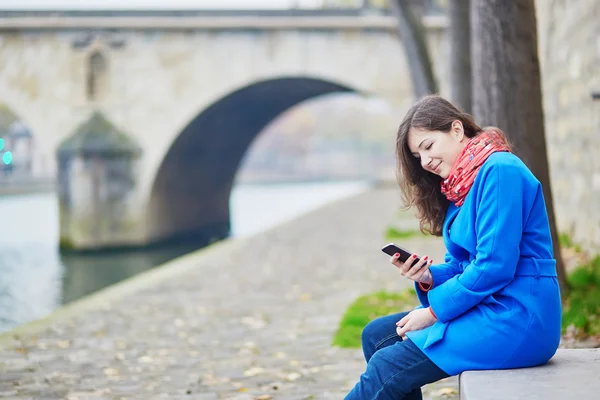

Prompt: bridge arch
[{"left": 147, "top": 76, "right": 359, "bottom": 244}]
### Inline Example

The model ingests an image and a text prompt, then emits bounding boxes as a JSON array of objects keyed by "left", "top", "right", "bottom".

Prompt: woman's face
[{"left": 407, "top": 120, "right": 467, "bottom": 179}]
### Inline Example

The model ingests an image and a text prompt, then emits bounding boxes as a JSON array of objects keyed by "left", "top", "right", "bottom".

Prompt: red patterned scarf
[{"left": 441, "top": 129, "right": 511, "bottom": 207}]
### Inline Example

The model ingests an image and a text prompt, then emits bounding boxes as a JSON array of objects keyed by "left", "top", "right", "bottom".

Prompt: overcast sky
[{"left": 0, "top": 0, "right": 327, "bottom": 10}]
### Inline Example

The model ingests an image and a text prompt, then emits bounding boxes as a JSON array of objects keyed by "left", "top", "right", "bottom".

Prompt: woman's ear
[{"left": 452, "top": 120, "right": 465, "bottom": 142}]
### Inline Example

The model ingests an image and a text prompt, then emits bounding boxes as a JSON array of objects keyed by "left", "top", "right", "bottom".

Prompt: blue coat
[{"left": 405, "top": 152, "right": 562, "bottom": 376}]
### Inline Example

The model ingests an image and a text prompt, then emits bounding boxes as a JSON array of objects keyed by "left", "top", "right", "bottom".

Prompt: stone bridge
[{"left": 0, "top": 10, "right": 448, "bottom": 250}]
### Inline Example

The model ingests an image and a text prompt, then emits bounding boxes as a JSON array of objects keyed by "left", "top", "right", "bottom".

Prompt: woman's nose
[{"left": 421, "top": 155, "right": 431, "bottom": 169}]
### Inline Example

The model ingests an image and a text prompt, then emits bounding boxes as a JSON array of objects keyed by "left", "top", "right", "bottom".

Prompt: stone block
[{"left": 459, "top": 349, "right": 600, "bottom": 400}]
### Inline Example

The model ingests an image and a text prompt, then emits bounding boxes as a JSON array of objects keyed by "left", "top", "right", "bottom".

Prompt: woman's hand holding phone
[
  {"left": 381, "top": 244, "right": 434, "bottom": 285},
  {"left": 390, "top": 251, "right": 433, "bottom": 285}
]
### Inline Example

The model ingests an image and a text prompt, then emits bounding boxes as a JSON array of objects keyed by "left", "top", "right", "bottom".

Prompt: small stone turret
[{"left": 57, "top": 111, "right": 142, "bottom": 251}]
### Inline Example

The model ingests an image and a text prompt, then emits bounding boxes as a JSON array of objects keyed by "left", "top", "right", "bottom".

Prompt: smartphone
[{"left": 381, "top": 243, "right": 421, "bottom": 264}]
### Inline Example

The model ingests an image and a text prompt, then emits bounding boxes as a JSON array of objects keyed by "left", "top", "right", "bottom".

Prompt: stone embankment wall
[{"left": 536, "top": 0, "right": 600, "bottom": 252}]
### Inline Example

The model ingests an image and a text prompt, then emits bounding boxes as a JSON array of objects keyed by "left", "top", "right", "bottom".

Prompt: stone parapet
[{"left": 0, "top": 14, "right": 447, "bottom": 31}]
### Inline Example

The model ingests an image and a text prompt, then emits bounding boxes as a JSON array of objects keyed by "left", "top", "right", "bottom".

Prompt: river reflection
[
  {"left": 0, "top": 181, "right": 369, "bottom": 332},
  {"left": 59, "top": 241, "right": 207, "bottom": 304}
]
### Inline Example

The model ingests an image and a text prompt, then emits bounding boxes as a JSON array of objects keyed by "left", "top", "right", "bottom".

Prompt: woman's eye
[{"left": 425, "top": 144, "right": 432, "bottom": 150}]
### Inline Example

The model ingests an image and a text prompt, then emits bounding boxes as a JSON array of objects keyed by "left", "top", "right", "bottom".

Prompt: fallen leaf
[
  {"left": 103, "top": 368, "right": 119, "bottom": 377},
  {"left": 244, "top": 367, "right": 264, "bottom": 377},
  {"left": 241, "top": 317, "right": 267, "bottom": 329},
  {"left": 14, "top": 347, "right": 28, "bottom": 355},
  {"left": 299, "top": 293, "right": 312, "bottom": 301},
  {"left": 286, "top": 372, "right": 301, "bottom": 382}
]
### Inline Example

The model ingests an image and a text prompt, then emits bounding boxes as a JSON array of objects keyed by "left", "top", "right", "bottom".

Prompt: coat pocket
[{"left": 423, "top": 320, "right": 449, "bottom": 349}]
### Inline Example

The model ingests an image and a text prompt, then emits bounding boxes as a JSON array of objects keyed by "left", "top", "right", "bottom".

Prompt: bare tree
[
  {"left": 471, "top": 0, "right": 567, "bottom": 294},
  {"left": 389, "top": 0, "right": 438, "bottom": 97},
  {"left": 448, "top": 0, "right": 471, "bottom": 113}
]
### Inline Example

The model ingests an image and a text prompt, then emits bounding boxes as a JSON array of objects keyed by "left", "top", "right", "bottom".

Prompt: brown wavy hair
[{"left": 396, "top": 95, "right": 510, "bottom": 236}]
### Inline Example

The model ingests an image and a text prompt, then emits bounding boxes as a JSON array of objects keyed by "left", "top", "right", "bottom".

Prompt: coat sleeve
[
  {"left": 415, "top": 251, "right": 462, "bottom": 307},
  {"left": 427, "top": 163, "right": 526, "bottom": 323}
]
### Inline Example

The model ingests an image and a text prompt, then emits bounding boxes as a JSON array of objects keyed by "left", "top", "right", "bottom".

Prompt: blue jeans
[{"left": 345, "top": 312, "right": 450, "bottom": 400}]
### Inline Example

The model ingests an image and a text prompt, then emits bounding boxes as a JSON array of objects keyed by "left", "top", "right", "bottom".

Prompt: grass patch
[
  {"left": 385, "top": 227, "right": 423, "bottom": 241},
  {"left": 333, "top": 289, "right": 419, "bottom": 348},
  {"left": 562, "top": 256, "right": 600, "bottom": 337}
]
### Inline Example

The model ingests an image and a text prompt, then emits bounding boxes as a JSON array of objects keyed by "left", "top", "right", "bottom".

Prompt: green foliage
[
  {"left": 332, "top": 289, "right": 419, "bottom": 348},
  {"left": 559, "top": 233, "right": 583, "bottom": 253},
  {"left": 563, "top": 256, "right": 600, "bottom": 336},
  {"left": 558, "top": 232, "right": 574, "bottom": 248},
  {"left": 385, "top": 227, "right": 423, "bottom": 241}
]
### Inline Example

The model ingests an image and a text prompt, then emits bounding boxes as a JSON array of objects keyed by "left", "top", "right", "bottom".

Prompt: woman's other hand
[
  {"left": 396, "top": 308, "right": 437, "bottom": 339},
  {"left": 390, "top": 253, "right": 433, "bottom": 284}
]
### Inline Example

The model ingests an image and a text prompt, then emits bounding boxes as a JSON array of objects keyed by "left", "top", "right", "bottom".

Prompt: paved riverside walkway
[{"left": 0, "top": 187, "right": 458, "bottom": 399}]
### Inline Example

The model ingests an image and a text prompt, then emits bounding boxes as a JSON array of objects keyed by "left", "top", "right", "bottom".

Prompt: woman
[{"left": 345, "top": 95, "right": 562, "bottom": 399}]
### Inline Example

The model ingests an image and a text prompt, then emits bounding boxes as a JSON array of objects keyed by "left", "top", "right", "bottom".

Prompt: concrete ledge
[{"left": 459, "top": 349, "right": 600, "bottom": 400}]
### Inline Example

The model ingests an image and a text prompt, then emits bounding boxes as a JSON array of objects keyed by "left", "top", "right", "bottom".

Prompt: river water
[{"left": 0, "top": 181, "right": 370, "bottom": 332}]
